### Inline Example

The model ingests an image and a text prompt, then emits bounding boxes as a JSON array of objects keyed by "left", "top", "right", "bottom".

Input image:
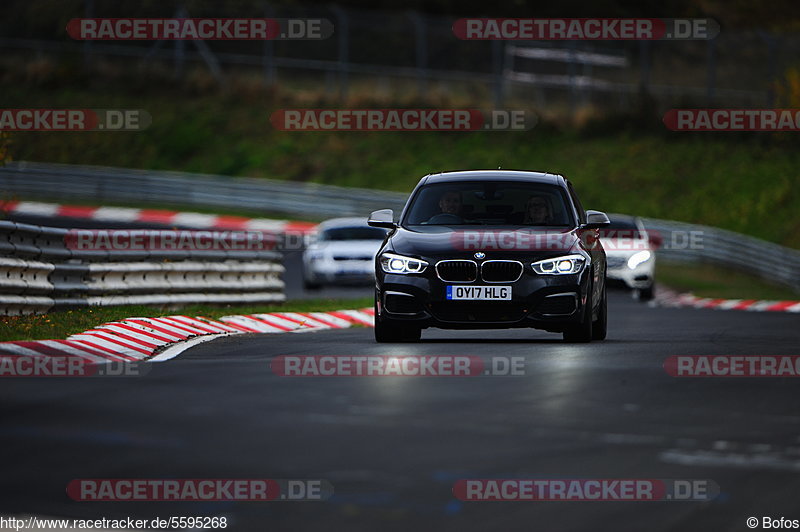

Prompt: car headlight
[
  {"left": 627, "top": 250, "right": 651, "bottom": 269},
  {"left": 379, "top": 252, "right": 428, "bottom": 274},
  {"left": 531, "top": 254, "right": 586, "bottom": 275},
  {"left": 307, "top": 251, "right": 325, "bottom": 261}
]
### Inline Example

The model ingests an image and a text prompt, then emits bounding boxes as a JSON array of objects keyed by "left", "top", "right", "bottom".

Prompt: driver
[
  {"left": 438, "top": 190, "right": 462, "bottom": 216},
  {"left": 523, "top": 195, "right": 553, "bottom": 224}
]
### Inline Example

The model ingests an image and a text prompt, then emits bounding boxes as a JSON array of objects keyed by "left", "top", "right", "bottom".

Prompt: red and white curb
[
  {"left": 1, "top": 200, "right": 318, "bottom": 234},
  {"left": 0, "top": 307, "right": 375, "bottom": 363},
  {"left": 654, "top": 288, "right": 800, "bottom": 313}
]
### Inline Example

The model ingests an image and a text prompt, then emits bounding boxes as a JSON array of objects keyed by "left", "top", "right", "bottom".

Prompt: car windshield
[
  {"left": 403, "top": 181, "right": 575, "bottom": 227},
  {"left": 319, "top": 226, "right": 387, "bottom": 241},
  {"left": 598, "top": 219, "right": 645, "bottom": 239}
]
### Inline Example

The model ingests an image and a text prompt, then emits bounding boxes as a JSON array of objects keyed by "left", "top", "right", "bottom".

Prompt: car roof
[
  {"left": 317, "top": 217, "right": 372, "bottom": 229},
  {"left": 421, "top": 170, "right": 561, "bottom": 185}
]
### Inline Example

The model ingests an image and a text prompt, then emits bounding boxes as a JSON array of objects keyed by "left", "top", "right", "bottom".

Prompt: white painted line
[{"left": 149, "top": 333, "right": 235, "bottom": 362}]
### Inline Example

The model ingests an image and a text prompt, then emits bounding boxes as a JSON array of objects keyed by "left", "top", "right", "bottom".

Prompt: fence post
[
  {"left": 174, "top": 6, "right": 187, "bottom": 80},
  {"left": 408, "top": 10, "right": 427, "bottom": 95},
  {"left": 706, "top": 38, "right": 716, "bottom": 103},
  {"left": 639, "top": 40, "right": 651, "bottom": 94},
  {"left": 757, "top": 30, "right": 778, "bottom": 106},
  {"left": 567, "top": 41, "right": 578, "bottom": 116},
  {"left": 331, "top": 5, "right": 349, "bottom": 100},
  {"left": 263, "top": 2, "right": 276, "bottom": 86}
]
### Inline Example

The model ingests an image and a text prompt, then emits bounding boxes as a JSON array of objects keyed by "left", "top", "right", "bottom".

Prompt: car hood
[
  {"left": 388, "top": 226, "right": 586, "bottom": 260},
  {"left": 600, "top": 238, "right": 651, "bottom": 258}
]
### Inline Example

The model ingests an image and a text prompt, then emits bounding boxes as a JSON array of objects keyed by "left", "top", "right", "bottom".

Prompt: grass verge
[
  {"left": 656, "top": 261, "right": 799, "bottom": 300},
  {"left": 0, "top": 297, "right": 372, "bottom": 342},
  {"left": 1, "top": 79, "right": 799, "bottom": 248}
]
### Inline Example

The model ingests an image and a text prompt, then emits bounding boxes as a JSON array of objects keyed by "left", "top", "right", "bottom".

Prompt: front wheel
[
  {"left": 591, "top": 282, "right": 607, "bottom": 341},
  {"left": 563, "top": 282, "right": 594, "bottom": 343}
]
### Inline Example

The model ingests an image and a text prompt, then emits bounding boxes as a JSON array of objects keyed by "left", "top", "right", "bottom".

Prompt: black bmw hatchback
[{"left": 368, "top": 170, "right": 610, "bottom": 343}]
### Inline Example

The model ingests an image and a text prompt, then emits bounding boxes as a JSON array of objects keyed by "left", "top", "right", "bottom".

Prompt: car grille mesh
[
  {"left": 481, "top": 261, "right": 523, "bottom": 282},
  {"left": 436, "top": 261, "right": 478, "bottom": 282}
]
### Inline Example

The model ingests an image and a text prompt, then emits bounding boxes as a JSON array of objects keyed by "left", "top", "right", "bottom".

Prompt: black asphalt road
[{"left": 2, "top": 292, "right": 800, "bottom": 531}]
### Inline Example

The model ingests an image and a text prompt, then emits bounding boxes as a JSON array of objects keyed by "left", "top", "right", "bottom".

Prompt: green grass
[
  {"left": 2, "top": 77, "right": 799, "bottom": 249},
  {"left": 656, "top": 261, "right": 799, "bottom": 300},
  {"left": 0, "top": 297, "right": 372, "bottom": 342}
]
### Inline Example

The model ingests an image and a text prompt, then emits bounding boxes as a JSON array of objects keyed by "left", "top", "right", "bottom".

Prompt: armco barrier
[
  {"left": 1, "top": 162, "right": 798, "bottom": 293},
  {"left": 0, "top": 161, "right": 408, "bottom": 219},
  {"left": 641, "top": 218, "right": 800, "bottom": 292},
  {"left": 0, "top": 221, "right": 285, "bottom": 315}
]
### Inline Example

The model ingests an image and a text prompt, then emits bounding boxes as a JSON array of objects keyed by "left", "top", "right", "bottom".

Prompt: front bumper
[
  {"left": 606, "top": 259, "right": 654, "bottom": 290},
  {"left": 375, "top": 266, "right": 592, "bottom": 331}
]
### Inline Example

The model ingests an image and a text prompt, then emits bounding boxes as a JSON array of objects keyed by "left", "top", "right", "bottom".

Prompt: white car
[
  {"left": 599, "top": 215, "right": 657, "bottom": 300},
  {"left": 302, "top": 217, "right": 388, "bottom": 289}
]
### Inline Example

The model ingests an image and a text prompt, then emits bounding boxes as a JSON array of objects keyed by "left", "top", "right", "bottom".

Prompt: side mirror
[
  {"left": 368, "top": 209, "right": 397, "bottom": 229},
  {"left": 583, "top": 210, "right": 611, "bottom": 229}
]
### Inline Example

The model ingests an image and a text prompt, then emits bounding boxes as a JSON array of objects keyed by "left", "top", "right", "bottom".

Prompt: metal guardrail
[
  {"left": 0, "top": 220, "right": 285, "bottom": 315},
  {"left": 641, "top": 218, "right": 800, "bottom": 292},
  {"left": 0, "top": 161, "right": 408, "bottom": 219},
  {"left": 2, "top": 162, "right": 798, "bottom": 294}
]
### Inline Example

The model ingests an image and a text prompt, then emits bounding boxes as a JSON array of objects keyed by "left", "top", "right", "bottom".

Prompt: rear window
[{"left": 403, "top": 181, "right": 575, "bottom": 227}]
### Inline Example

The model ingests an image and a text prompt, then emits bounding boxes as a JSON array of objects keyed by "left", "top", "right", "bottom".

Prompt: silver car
[
  {"left": 302, "top": 217, "right": 388, "bottom": 289},
  {"left": 599, "top": 214, "right": 657, "bottom": 300}
]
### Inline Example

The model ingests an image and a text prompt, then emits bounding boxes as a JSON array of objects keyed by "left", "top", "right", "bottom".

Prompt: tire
[
  {"left": 563, "top": 281, "right": 593, "bottom": 343},
  {"left": 639, "top": 284, "right": 655, "bottom": 301},
  {"left": 374, "top": 316, "right": 421, "bottom": 343},
  {"left": 591, "top": 282, "right": 607, "bottom": 341}
]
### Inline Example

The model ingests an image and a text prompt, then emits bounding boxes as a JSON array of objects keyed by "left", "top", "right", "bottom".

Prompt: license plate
[{"left": 446, "top": 285, "right": 511, "bottom": 301}]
